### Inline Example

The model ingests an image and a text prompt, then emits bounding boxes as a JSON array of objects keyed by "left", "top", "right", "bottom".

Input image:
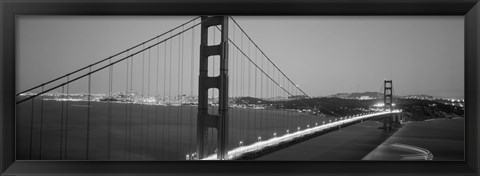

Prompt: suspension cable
[
  {"left": 17, "top": 18, "right": 207, "bottom": 104},
  {"left": 16, "top": 17, "right": 201, "bottom": 97}
]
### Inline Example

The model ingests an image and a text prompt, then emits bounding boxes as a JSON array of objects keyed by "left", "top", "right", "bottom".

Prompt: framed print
[{"left": 1, "top": 0, "right": 479, "bottom": 175}]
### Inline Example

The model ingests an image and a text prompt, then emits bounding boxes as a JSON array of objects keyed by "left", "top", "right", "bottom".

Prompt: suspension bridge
[{"left": 15, "top": 16, "right": 403, "bottom": 161}]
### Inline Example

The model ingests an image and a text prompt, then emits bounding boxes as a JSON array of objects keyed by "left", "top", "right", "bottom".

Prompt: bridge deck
[{"left": 202, "top": 110, "right": 401, "bottom": 160}]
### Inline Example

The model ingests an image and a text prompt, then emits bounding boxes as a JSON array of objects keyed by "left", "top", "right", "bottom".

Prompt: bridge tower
[
  {"left": 383, "top": 80, "right": 393, "bottom": 130},
  {"left": 197, "top": 16, "right": 229, "bottom": 160}
]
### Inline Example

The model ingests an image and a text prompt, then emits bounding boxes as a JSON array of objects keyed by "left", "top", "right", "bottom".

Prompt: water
[
  {"left": 362, "top": 117, "right": 464, "bottom": 160},
  {"left": 16, "top": 99, "right": 326, "bottom": 160}
]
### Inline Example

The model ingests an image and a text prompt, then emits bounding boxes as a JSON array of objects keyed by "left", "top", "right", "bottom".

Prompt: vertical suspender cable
[
  {"left": 188, "top": 24, "right": 195, "bottom": 157},
  {"left": 278, "top": 69, "right": 280, "bottom": 133},
  {"left": 275, "top": 65, "right": 278, "bottom": 135},
  {"left": 155, "top": 38, "right": 160, "bottom": 159},
  {"left": 180, "top": 25, "right": 186, "bottom": 159},
  {"left": 234, "top": 26, "right": 238, "bottom": 147},
  {"left": 231, "top": 24, "right": 236, "bottom": 152},
  {"left": 238, "top": 30, "right": 242, "bottom": 145},
  {"left": 107, "top": 58, "right": 113, "bottom": 159},
  {"left": 124, "top": 50, "right": 130, "bottom": 160},
  {"left": 140, "top": 44, "right": 145, "bottom": 159},
  {"left": 254, "top": 45, "right": 258, "bottom": 141},
  {"left": 128, "top": 50, "right": 134, "bottom": 160},
  {"left": 163, "top": 39, "right": 167, "bottom": 159},
  {"left": 266, "top": 58, "right": 270, "bottom": 135},
  {"left": 39, "top": 86, "right": 44, "bottom": 159},
  {"left": 236, "top": 27, "right": 241, "bottom": 146},
  {"left": 233, "top": 28, "right": 237, "bottom": 147},
  {"left": 260, "top": 52, "right": 263, "bottom": 140},
  {"left": 283, "top": 77, "right": 286, "bottom": 132},
  {"left": 240, "top": 31, "right": 244, "bottom": 144},
  {"left": 65, "top": 76, "right": 70, "bottom": 159},
  {"left": 86, "top": 67, "right": 91, "bottom": 160},
  {"left": 168, "top": 32, "right": 173, "bottom": 159},
  {"left": 228, "top": 36, "right": 233, "bottom": 152},
  {"left": 176, "top": 27, "right": 182, "bottom": 159},
  {"left": 29, "top": 98, "right": 34, "bottom": 160},
  {"left": 271, "top": 65, "right": 275, "bottom": 138},
  {"left": 286, "top": 80, "right": 293, "bottom": 133},
  {"left": 286, "top": 83, "right": 293, "bottom": 133},
  {"left": 60, "top": 84, "right": 65, "bottom": 159},
  {"left": 294, "top": 88, "right": 301, "bottom": 128},
  {"left": 247, "top": 40, "right": 251, "bottom": 143},
  {"left": 147, "top": 48, "right": 151, "bottom": 159}
]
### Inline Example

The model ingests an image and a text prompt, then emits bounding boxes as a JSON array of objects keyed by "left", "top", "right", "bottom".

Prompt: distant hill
[
  {"left": 402, "top": 94, "right": 435, "bottom": 99},
  {"left": 285, "top": 97, "right": 464, "bottom": 120},
  {"left": 327, "top": 92, "right": 382, "bottom": 99}
]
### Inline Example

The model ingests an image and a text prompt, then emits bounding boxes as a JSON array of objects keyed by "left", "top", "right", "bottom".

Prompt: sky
[{"left": 17, "top": 16, "right": 464, "bottom": 98}]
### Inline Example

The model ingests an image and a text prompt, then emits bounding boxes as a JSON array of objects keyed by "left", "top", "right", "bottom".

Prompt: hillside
[{"left": 327, "top": 92, "right": 382, "bottom": 99}]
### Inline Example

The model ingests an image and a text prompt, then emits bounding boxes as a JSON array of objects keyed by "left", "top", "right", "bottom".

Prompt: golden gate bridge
[{"left": 15, "top": 16, "right": 402, "bottom": 160}]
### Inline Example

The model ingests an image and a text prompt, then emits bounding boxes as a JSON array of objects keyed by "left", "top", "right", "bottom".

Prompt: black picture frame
[{"left": 1, "top": 0, "right": 478, "bottom": 175}]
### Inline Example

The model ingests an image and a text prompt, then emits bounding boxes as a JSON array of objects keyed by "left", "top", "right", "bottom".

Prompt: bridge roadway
[{"left": 202, "top": 110, "right": 402, "bottom": 160}]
